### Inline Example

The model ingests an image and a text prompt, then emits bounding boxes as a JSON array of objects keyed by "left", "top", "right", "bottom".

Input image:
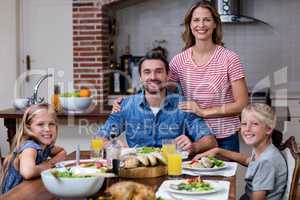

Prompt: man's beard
[{"left": 143, "top": 80, "right": 164, "bottom": 94}]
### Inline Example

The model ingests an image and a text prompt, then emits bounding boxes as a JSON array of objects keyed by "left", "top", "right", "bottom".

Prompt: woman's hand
[
  {"left": 192, "top": 147, "right": 219, "bottom": 161},
  {"left": 111, "top": 97, "right": 123, "bottom": 113},
  {"left": 178, "top": 101, "right": 206, "bottom": 117}
]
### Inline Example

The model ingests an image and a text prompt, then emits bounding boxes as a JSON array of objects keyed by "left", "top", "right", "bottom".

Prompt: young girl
[
  {"left": 0, "top": 104, "right": 66, "bottom": 193},
  {"left": 194, "top": 103, "right": 287, "bottom": 200}
]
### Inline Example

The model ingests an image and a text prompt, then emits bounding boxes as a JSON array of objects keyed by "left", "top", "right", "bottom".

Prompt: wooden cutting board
[{"left": 118, "top": 165, "right": 167, "bottom": 178}]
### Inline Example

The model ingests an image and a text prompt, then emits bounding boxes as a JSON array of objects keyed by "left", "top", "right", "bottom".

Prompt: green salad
[
  {"left": 176, "top": 178, "right": 213, "bottom": 192},
  {"left": 137, "top": 147, "right": 159, "bottom": 154},
  {"left": 51, "top": 169, "right": 92, "bottom": 178},
  {"left": 208, "top": 156, "right": 225, "bottom": 168}
]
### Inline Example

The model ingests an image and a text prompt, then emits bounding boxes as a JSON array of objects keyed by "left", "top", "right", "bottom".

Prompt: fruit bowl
[{"left": 59, "top": 97, "right": 93, "bottom": 111}]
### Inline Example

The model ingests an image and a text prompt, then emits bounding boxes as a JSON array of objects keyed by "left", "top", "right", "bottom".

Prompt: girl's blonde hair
[
  {"left": 241, "top": 103, "right": 277, "bottom": 130},
  {"left": 0, "top": 104, "right": 57, "bottom": 190},
  {"left": 182, "top": 0, "right": 223, "bottom": 50}
]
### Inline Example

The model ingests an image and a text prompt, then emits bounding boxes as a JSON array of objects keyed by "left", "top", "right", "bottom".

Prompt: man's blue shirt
[{"left": 97, "top": 91, "right": 213, "bottom": 147}]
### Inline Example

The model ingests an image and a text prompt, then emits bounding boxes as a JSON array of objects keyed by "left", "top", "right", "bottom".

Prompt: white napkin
[
  {"left": 182, "top": 162, "right": 238, "bottom": 177},
  {"left": 156, "top": 180, "right": 230, "bottom": 200}
]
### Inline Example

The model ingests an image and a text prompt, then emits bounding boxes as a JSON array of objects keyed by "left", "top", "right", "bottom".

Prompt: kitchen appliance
[{"left": 213, "top": 0, "right": 266, "bottom": 24}]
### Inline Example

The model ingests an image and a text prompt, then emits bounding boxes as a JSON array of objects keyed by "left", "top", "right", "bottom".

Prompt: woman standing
[{"left": 171, "top": 1, "right": 248, "bottom": 152}]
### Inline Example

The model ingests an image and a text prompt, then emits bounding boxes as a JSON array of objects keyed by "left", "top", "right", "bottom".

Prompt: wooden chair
[
  {"left": 279, "top": 136, "right": 300, "bottom": 200},
  {"left": 272, "top": 129, "right": 283, "bottom": 148}
]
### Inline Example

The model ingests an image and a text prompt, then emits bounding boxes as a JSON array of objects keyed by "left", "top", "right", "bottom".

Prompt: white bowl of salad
[{"left": 41, "top": 166, "right": 105, "bottom": 198}]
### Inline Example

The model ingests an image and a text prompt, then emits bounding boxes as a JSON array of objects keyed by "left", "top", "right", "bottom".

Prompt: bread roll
[
  {"left": 147, "top": 154, "right": 157, "bottom": 166},
  {"left": 136, "top": 155, "right": 149, "bottom": 166},
  {"left": 152, "top": 152, "right": 167, "bottom": 165},
  {"left": 124, "top": 157, "right": 139, "bottom": 169}
]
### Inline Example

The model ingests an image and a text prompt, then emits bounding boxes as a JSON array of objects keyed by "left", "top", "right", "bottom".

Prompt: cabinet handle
[{"left": 26, "top": 55, "right": 31, "bottom": 82}]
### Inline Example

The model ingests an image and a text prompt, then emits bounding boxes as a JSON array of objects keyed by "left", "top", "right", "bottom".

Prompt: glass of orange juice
[
  {"left": 161, "top": 139, "right": 176, "bottom": 161},
  {"left": 90, "top": 135, "right": 104, "bottom": 161},
  {"left": 167, "top": 152, "right": 182, "bottom": 177}
]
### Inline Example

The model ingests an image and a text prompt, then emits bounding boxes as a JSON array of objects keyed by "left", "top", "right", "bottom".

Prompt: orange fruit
[{"left": 79, "top": 88, "right": 91, "bottom": 97}]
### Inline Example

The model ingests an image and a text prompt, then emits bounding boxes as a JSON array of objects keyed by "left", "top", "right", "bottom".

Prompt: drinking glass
[
  {"left": 90, "top": 135, "right": 104, "bottom": 161},
  {"left": 105, "top": 144, "right": 121, "bottom": 170},
  {"left": 167, "top": 152, "right": 182, "bottom": 176},
  {"left": 161, "top": 139, "right": 176, "bottom": 161}
]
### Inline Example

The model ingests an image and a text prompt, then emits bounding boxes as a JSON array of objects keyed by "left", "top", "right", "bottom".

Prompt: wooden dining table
[{"left": 1, "top": 151, "right": 236, "bottom": 200}]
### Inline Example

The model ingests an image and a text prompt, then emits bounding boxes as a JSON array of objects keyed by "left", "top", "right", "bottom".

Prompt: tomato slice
[{"left": 95, "top": 162, "right": 103, "bottom": 169}]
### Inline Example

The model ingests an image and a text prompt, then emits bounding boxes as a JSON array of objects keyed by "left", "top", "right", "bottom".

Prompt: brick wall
[
  {"left": 72, "top": 0, "right": 116, "bottom": 109},
  {"left": 72, "top": 0, "right": 141, "bottom": 109}
]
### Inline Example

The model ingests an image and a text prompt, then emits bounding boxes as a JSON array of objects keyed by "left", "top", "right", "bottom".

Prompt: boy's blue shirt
[{"left": 97, "top": 90, "right": 213, "bottom": 147}]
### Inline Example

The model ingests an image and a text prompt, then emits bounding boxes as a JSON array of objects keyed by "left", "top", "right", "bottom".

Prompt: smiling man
[{"left": 97, "top": 51, "right": 217, "bottom": 154}]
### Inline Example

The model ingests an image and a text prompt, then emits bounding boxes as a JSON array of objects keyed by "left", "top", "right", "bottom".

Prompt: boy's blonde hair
[
  {"left": 1, "top": 104, "right": 57, "bottom": 191},
  {"left": 242, "top": 103, "right": 276, "bottom": 130}
]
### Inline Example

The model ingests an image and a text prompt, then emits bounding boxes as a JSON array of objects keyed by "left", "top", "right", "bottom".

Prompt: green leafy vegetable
[
  {"left": 207, "top": 156, "right": 225, "bottom": 168},
  {"left": 137, "top": 147, "right": 159, "bottom": 154},
  {"left": 51, "top": 169, "right": 92, "bottom": 178},
  {"left": 177, "top": 182, "right": 213, "bottom": 192}
]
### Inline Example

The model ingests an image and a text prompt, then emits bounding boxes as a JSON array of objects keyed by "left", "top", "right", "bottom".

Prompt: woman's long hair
[
  {"left": 0, "top": 104, "right": 57, "bottom": 191},
  {"left": 182, "top": 0, "right": 223, "bottom": 50}
]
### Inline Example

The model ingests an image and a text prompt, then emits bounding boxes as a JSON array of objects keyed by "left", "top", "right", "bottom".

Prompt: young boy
[{"left": 194, "top": 103, "right": 287, "bottom": 200}]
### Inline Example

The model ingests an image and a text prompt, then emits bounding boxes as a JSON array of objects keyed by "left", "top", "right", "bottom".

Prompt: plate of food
[
  {"left": 166, "top": 177, "right": 221, "bottom": 195},
  {"left": 183, "top": 156, "right": 227, "bottom": 171}
]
